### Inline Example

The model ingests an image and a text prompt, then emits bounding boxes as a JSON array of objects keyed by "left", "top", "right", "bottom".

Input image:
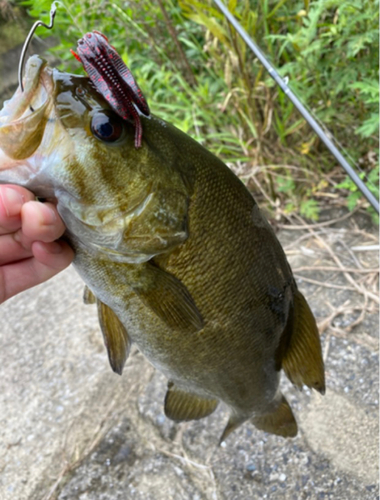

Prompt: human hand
[{"left": 0, "top": 185, "right": 74, "bottom": 304}]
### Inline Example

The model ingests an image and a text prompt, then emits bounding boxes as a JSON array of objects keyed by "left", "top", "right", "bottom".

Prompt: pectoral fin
[
  {"left": 282, "top": 289, "right": 325, "bottom": 394},
  {"left": 252, "top": 395, "right": 297, "bottom": 438},
  {"left": 97, "top": 300, "right": 130, "bottom": 375},
  {"left": 164, "top": 382, "right": 218, "bottom": 422},
  {"left": 135, "top": 264, "right": 204, "bottom": 333},
  {"left": 83, "top": 285, "right": 96, "bottom": 304}
]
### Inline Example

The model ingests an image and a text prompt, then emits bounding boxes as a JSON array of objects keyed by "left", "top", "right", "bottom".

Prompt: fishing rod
[{"left": 213, "top": 0, "right": 379, "bottom": 214}]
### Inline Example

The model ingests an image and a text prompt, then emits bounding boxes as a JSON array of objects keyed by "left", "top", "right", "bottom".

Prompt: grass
[{"left": 15, "top": 0, "right": 380, "bottom": 220}]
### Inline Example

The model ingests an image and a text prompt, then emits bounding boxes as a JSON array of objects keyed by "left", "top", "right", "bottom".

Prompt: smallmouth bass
[{"left": 0, "top": 42, "right": 324, "bottom": 442}]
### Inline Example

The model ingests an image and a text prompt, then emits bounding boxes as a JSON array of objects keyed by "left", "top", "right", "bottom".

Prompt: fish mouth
[{"left": 0, "top": 55, "right": 54, "bottom": 161}]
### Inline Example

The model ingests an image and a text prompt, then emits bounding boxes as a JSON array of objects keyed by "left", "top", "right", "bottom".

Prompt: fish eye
[{"left": 91, "top": 111, "right": 124, "bottom": 143}]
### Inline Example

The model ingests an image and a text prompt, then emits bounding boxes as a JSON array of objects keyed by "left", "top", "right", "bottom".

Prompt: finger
[
  {"left": 0, "top": 200, "right": 68, "bottom": 266},
  {"left": 21, "top": 201, "right": 66, "bottom": 242},
  {"left": 32, "top": 240, "right": 74, "bottom": 268},
  {"left": 0, "top": 233, "right": 33, "bottom": 265},
  {"left": 0, "top": 240, "right": 74, "bottom": 304},
  {"left": 0, "top": 185, "right": 35, "bottom": 234}
]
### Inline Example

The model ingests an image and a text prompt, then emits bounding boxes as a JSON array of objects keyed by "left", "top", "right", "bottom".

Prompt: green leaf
[
  {"left": 300, "top": 199, "right": 319, "bottom": 221},
  {"left": 355, "top": 114, "right": 379, "bottom": 138}
]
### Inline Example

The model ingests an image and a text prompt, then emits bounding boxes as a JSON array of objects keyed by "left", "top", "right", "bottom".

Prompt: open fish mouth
[
  {"left": 0, "top": 55, "right": 52, "bottom": 124},
  {"left": 0, "top": 55, "right": 54, "bottom": 161}
]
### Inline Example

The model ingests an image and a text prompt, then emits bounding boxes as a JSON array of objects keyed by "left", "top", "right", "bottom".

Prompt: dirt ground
[{"left": 0, "top": 207, "right": 378, "bottom": 500}]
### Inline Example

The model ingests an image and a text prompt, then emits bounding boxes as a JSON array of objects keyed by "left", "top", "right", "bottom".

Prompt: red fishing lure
[{"left": 71, "top": 31, "right": 150, "bottom": 148}]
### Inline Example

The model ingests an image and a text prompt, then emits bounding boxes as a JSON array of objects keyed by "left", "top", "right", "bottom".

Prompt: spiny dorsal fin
[
  {"left": 136, "top": 264, "right": 204, "bottom": 334},
  {"left": 252, "top": 394, "right": 298, "bottom": 438},
  {"left": 97, "top": 300, "right": 130, "bottom": 375},
  {"left": 164, "top": 382, "right": 218, "bottom": 422},
  {"left": 83, "top": 285, "right": 96, "bottom": 304},
  {"left": 282, "top": 289, "right": 325, "bottom": 394}
]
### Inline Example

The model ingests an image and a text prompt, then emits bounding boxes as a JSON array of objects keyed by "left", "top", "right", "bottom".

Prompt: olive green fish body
[
  {"left": 70, "top": 116, "right": 301, "bottom": 429},
  {"left": 0, "top": 56, "right": 325, "bottom": 440}
]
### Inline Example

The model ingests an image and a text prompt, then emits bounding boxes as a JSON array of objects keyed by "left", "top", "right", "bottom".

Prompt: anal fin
[
  {"left": 97, "top": 300, "right": 130, "bottom": 375},
  {"left": 252, "top": 395, "right": 297, "bottom": 438},
  {"left": 164, "top": 382, "right": 218, "bottom": 422},
  {"left": 282, "top": 289, "right": 325, "bottom": 394}
]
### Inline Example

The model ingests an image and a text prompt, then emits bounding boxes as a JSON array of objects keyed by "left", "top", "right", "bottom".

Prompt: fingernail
[
  {"left": 43, "top": 206, "right": 57, "bottom": 225},
  {"left": 0, "top": 187, "right": 25, "bottom": 217}
]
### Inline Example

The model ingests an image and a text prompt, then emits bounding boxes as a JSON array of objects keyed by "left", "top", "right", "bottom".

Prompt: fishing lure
[{"left": 71, "top": 31, "right": 150, "bottom": 148}]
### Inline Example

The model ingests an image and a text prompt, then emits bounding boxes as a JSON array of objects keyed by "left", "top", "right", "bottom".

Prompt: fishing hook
[{"left": 18, "top": 2, "right": 59, "bottom": 93}]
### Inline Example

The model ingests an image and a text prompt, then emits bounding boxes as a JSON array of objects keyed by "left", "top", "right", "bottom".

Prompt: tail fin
[
  {"left": 219, "top": 414, "right": 247, "bottom": 445},
  {"left": 252, "top": 394, "right": 298, "bottom": 437}
]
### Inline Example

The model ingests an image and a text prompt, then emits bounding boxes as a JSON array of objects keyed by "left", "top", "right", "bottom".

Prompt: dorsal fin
[
  {"left": 97, "top": 300, "right": 130, "bottom": 375},
  {"left": 281, "top": 289, "right": 325, "bottom": 394},
  {"left": 164, "top": 382, "right": 218, "bottom": 422}
]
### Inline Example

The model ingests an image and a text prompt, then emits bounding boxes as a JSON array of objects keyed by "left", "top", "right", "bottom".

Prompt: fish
[{"left": 0, "top": 39, "right": 325, "bottom": 443}]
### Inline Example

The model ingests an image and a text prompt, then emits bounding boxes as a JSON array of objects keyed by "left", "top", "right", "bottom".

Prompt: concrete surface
[{"left": 0, "top": 209, "right": 378, "bottom": 500}]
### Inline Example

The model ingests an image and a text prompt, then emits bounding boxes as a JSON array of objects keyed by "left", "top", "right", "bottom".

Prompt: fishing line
[
  {"left": 18, "top": 1, "right": 60, "bottom": 94},
  {"left": 213, "top": 0, "right": 379, "bottom": 214}
]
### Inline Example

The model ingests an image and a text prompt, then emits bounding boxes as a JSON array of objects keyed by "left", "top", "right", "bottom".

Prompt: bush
[{"left": 18, "top": 0, "right": 379, "bottom": 218}]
